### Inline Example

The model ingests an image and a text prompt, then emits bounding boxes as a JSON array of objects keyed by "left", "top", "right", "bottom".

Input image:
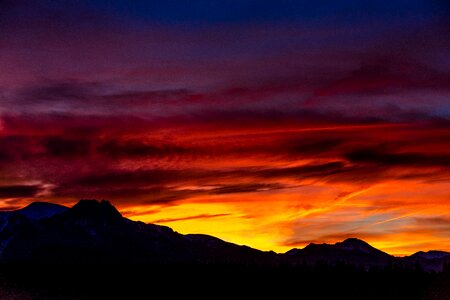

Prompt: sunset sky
[{"left": 0, "top": 0, "right": 449, "bottom": 255}]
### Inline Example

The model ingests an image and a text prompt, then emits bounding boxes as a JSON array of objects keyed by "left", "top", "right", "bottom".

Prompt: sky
[{"left": 0, "top": 0, "right": 449, "bottom": 255}]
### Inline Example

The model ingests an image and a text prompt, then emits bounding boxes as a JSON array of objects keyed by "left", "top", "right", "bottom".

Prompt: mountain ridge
[{"left": 0, "top": 200, "right": 448, "bottom": 272}]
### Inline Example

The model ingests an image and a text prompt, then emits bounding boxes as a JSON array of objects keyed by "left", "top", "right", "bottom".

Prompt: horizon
[
  {"left": 2, "top": 198, "right": 446, "bottom": 257},
  {"left": 0, "top": 0, "right": 449, "bottom": 257}
]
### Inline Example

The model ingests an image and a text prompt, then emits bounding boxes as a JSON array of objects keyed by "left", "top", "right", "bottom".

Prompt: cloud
[
  {"left": 306, "top": 58, "right": 450, "bottom": 107},
  {"left": 283, "top": 137, "right": 345, "bottom": 156},
  {"left": 255, "top": 162, "right": 345, "bottom": 179},
  {"left": 209, "top": 183, "right": 285, "bottom": 194},
  {"left": 345, "top": 148, "right": 450, "bottom": 168},
  {"left": 54, "top": 186, "right": 202, "bottom": 205},
  {"left": 63, "top": 162, "right": 345, "bottom": 191},
  {"left": 414, "top": 217, "right": 450, "bottom": 231},
  {"left": 69, "top": 169, "right": 196, "bottom": 188},
  {"left": 0, "top": 110, "right": 449, "bottom": 206},
  {"left": 97, "top": 140, "right": 189, "bottom": 158},
  {"left": 43, "top": 136, "right": 92, "bottom": 158},
  {"left": 42, "top": 161, "right": 351, "bottom": 205},
  {"left": 19, "top": 81, "right": 99, "bottom": 103},
  {"left": 152, "top": 213, "right": 230, "bottom": 224},
  {"left": 0, "top": 185, "right": 43, "bottom": 199}
]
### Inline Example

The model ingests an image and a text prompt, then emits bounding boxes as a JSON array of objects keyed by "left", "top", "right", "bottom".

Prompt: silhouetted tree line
[{"left": 0, "top": 262, "right": 448, "bottom": 299}]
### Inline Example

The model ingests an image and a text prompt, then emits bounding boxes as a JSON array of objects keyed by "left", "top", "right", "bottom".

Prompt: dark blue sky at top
[
  {"left": 86, "top": 0, "right": 442, "bottom": 25},
  {"left": 1, "top": 0, "right": 448, "bottom": 96}
]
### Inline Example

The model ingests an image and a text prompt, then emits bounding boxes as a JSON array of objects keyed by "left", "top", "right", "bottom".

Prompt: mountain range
[{"left": 0, "top": 200, "right": 448, "bottom": 272}]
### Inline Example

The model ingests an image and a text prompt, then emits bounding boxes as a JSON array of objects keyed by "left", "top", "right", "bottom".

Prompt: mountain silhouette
[
  {"left": 0, "top": 200, "right": 448, "bottom": 272},
  {"left": 411, "top": 250, "right": 450, "bottom": 260},
  {"left": 66, "top": 199, "right": 123, "bottom": 222},
  {"left": 335, "top": 238, "right": 387, "bottom": 254},
  {"left": 0, "top": 202, "right": 68, "bottom": 222},
  {"left": 406, "top": 250, "right": 450, "bottom": 272},
  {"left": 0, "top": 200, "right": 449, "bottom": 300},
  {"left": 0, "top": 199, "right": 272, "bottom": 265},
  {"left": 285, "top": 237, "right": 394, "bottom": 269}
]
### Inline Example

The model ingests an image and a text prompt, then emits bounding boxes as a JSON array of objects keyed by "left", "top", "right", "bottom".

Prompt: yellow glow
[{"left": 124, "top": 179, "right": 450, "bottom": 255}]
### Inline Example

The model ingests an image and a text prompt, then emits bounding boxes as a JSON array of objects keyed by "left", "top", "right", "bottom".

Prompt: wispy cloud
[{"left": 151, "top": 213, "right": 230, "bottom": 224}]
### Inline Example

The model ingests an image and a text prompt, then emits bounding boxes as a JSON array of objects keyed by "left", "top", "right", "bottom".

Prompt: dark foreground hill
[{"left": 0, "top": 200, "right": 448, "bottom": 299}]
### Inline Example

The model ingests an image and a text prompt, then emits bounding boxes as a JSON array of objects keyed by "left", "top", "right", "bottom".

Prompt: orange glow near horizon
[{"left": 123, "top": 177, "right": 450, "bottom": 255}]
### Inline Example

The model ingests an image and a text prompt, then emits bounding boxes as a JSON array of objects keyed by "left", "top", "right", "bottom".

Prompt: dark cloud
[
  {"left": 103, "top": 184, "right": 285, "bottom": 205},
  {"left": 67, "top": 162, "right": 345, "bottom": 190},
  {"left": 256, "top": 162, "right": 345, "bottom": 179},
  {"left": 152, "top": 213, "right": 230, "bottom": 224},
  {"left": 283, "top": 138, "right": 345, "bottom": 156},
  {"left": 0, "top": 185, "right": 43, "bottom": 199},
  {"left": 102, "top": 89, "right": 193, "bottom": 105},
  {"left": 43, "top": 136, "right": 92, "bottom": 158},
  {"left": 97, "top": 140, "right": 188, "bottom": 158},
  {"left": 70, "top": 169, "right": 194, "bottom": 188},
  {"left": 19, "top": 81, "right": 99, "bottom": 103},
  {"left": 10, "top": 81, "right": 197, "bottom": 114},
  {"left": 209, "top": 183, "right": 285, "bottom": 195},
  {"left": 52, "top": 184, "right": 212, "bottom": 205},
  {"left": 345, "top": 148, "right": 450, "bottom": 168},
  {"left": 306, "top": 58, "right": 450, "bottom": 106},
  {"left": 0, "top": 135, "right": 40, "bottom": 163},
  {"left": 50, "top": 162, "right": 347, "bottom": 204},
  {"left": 323, "top": 165, "right": 392, "bottom": 184},
  {"left": 0, "top": 135, "right": 94, "bottom": 163},
  {"left": 0, "top": 136, "right": 28, "bottom": 163},
  {"left": 189, "top": 108, "right": 378, "bottom": 128}
]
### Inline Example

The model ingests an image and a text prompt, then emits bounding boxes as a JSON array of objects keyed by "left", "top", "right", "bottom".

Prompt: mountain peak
[
  {"left": 336, "top": 238, "right": 376, "bottom": 252},
  {"left": 291, "top": 238, "right": 390, "bottom": 258},
  {"left": 340, "top": 238, "right": 371, "bottom": 247},
  {"left": 342, "top": 237, "right": 366, "bottom": 243},
  {"left": 16, "top": 202, "right": 68, "bottom": 220},
  {"left": 71, "top": 199, "right": 122, "bottom": 220}
]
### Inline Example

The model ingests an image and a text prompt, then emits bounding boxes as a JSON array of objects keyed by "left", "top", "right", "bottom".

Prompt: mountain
[
  {"left": 0, "top": 199, "right": 273, "bottom": 265},
  {"left": 0, "top": 202, "right": 68, "bottom": 254},
  {"left": 286, "top": 238, "right": 394, "bottom": 268},
  {"left": 286, "top": 238, "right": 450, "bottom": 272},
  {"left": 406, "top": 250, "right": 450, "bottom": 272},
  {"left": 11, "top": 202, "right": 68, "bottom": 220},
  {"left": 0, "top": 202, "right": 68, "bottom": 222},
  {"left": 0, "top": 199, "right": 448, "bottom": 272},
  {"left": 335, "top": 238, "right": 390, "bottom": 255},
  {"left": 0, "top": 200, "right": 449, "bottom": 300},
  {"left": 411, "top": 250, "right": 450, "bottom": 260}
]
